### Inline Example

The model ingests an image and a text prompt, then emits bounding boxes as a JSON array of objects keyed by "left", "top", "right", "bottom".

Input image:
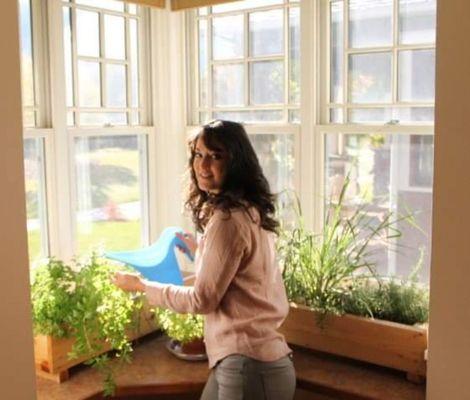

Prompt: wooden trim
[
  {"left": 118, "top": 0, "right": 166, "bottom": 8},
  {"left": 34, "top": 302, "right": 158, "bottom": 381},
  {"left": 280, "top": 303, "right": 428, "bottom": 377},
  {"left": 171, "top": 0, "right": 242, "bottom": 11}
]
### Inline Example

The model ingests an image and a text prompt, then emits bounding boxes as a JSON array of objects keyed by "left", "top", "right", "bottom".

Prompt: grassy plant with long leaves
[{"left": 278, "top": 177, "right": 416, "bottom": 317}]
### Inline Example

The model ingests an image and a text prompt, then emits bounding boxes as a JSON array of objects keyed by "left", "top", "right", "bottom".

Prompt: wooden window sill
[{"left": 35, "top": 332, "right": 425, "bottom": 400}]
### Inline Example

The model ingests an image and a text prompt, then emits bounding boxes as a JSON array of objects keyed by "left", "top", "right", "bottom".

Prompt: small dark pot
[{"left": 166, "top": 338, "right": 207, "bottom": 361}]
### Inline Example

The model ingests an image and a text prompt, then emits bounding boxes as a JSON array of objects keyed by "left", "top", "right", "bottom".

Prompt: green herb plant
[
  {"left": 154, "top": 308, "right": 204, "bottom": 345},
  {"left": 31, "top": 254, "right": 151, "bottom": 396},
  {"left": 342, "top": 250, "right": 429, "bottom": 325},
  {"left": 277, "top": 176, "right": 428, "bottom": 324}
]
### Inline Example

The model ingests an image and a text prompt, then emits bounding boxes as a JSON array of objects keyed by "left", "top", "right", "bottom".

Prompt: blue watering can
[{"left": 105, "top": 226, "right": 193, "bottom": 284}]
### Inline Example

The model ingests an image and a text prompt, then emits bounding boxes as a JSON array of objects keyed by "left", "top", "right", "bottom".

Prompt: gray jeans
[{"left": 200, "top": 354, "right": 296, "bottom": 400}]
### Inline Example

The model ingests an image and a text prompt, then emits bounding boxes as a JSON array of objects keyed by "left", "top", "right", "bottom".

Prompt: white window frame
[
  {"left": 20, "top": 0, "right": 53, "bottom": 262},
  {"left": 33, "top": 0, "right": 162, "bottom": 262},
  {"left": 187, "top": 1, "right": 301, "bottom": 125},
  {"left": 323, "top": 0, "right": 436, "bottom": 124},
  {"left": 62, "top": 1, "right": 144, "bottom": 127},
  {"left": 185, "top": 1, "right": 302, "bottom": 213},
  {"left": 313, "top": 0, "right": 436, "bottom": 277}
]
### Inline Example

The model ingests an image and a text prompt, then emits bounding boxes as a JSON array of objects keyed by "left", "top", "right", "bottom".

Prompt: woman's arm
[
  {"left": 142, "top": 211, "right": 248, "bottom": 314},
  {"left": 112, "top": 212, "right": 247, "bottom": 314}
]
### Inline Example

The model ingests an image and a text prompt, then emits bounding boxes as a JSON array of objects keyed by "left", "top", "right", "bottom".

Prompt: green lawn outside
[{"left": 27, "top": 220, "right": 142, "bottom": 263}]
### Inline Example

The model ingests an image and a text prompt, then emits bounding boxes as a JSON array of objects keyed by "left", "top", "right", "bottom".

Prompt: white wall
[
  {"left": 0, "top": 1, "right": 37, "bottom": 398},
  {"left": 427, "top": 0, "right": 470, "bottom": 398}
]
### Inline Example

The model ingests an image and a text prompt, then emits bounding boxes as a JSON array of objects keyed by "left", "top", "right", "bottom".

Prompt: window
[
  {"left": 18, "top": 0, "right": 153, "bottom": 264},
  {"left": 189, "top": 0, "right": 300, "bottom": 215},
  {"left": 63, "top": 0, "right": 150, "bottom": 255},
  {"left": 328, "top": 0, "right": 436, "bottom": 123},
  {"left": 322, "top": 0, "right": 436, "bottom": 282},
  {"left": 19, "top": 0, "right": 50, "bottom": 265},
  {"left": 63, "top": 0, "right": 141, "bottom": 126},
  {"left": 193, "top": 0, "right": 299, "bottom": 124}
]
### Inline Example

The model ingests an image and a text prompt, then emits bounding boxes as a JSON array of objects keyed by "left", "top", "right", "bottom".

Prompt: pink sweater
[{"left": 143, "top": 207, "right": 292, "bottom": 368}]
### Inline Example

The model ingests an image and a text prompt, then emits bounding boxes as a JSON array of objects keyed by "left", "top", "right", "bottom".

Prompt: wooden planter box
[
  {"left": 279, "top": 303, "right": 427, "bottom": 380},
  {"left": 34, "top": 303, "right": 158, "bottom": 382}
]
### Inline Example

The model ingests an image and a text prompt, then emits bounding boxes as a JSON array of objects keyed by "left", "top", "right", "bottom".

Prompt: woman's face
[{"left": 192, "top": 137, "right": 227, "bottom": 194}]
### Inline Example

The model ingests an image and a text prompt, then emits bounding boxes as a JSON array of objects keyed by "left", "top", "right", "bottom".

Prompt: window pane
[
  {"left": 289, "top": 7, "right": 300, "bottom": 104},
  {"left": 104, "top": 15, "right": 125, "bottom": 60},
  {"left": 289, "top": 109, "right": 300, "bottom": 123},
  {"left": 78, "top": 60, "right": 101, "bottom": 107},
  {"left": 212, "top": 15, "right": 244, "bottom": 60},
  {"left": 330, "top": 108, "right": 344, "bottom": 123},
  {"left": 76, "top": 0, "right": 124, "bottom": 12},
  {"left": 106, "top": 64, "right": 127, "bottom": 107},
  {"left": 250, "top": 9, "right": 283, "bottom": 57},
  {"left": 74, "top": 135, "right": 146, "bottom": 254},
  {"left": 349, "top": 52, "right": 392, "bottom": 103},
  {"left": 348, "top": 107, "right": 434, "bottom": 123},
  {"left": 19, "top": 0, "right": 35, "bottom": 109},
  {"left": 213, "top": 64, "right": 244, "bottom": 106},
  {"left": 63, "top": 7, "right": 74, "bottom": 108},
  {"left": 399, "top": 0, "right": 436, "bottom": 44},
  {"left": 349, "top": 0, "right": 393, "bottom": 48},
  {"left": 198, "top": 19, "right": 208, "bottom": 107},
  {"left": 249, "top": 134, "right": 295, "bottom": 194},
  {"left": 250, "top": 61, "right": 284, "bottom": 105},
  {"left": 330, "top": 1, "right": 343, "bottom": 103},
  {"left": 80, "top": 112, "right": 127, "bottom": 126},
  {"left": 325, "top": 133, "right": 433, "bottom": 284},
  {"left": 76, "top": 10, "right": 100, "bottom": 57},
  {"left": 214, "top": 110, "right": 283, "bottom": 123},
  {"left": 130, "top": 19, "right": 139, "bottom": 109},
  {"left": 212, "top": 0, "right": 283, "bottom": 13},
  {"left": 409, "top": 135, "right": 433, "bottom": 187},
  {"left": 399, "top": 49, "right": 435, "bottom": 102},
  {"left": 24, "top": 138, "right": 48, "bottom": 264},
  {"left": 249, "top": 133, "right": 296, "bottom": 225}
]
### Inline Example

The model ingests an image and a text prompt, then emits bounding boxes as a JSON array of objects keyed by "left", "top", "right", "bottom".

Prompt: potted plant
[
  {"left": 277, "top": 179, "right": 429, "bottom": 381},
  {"left": 154, "top": 308, "right": 206, "bottom": 360},
  {"left": 31, "top": 255, "right": 158, "bottom": 395}
]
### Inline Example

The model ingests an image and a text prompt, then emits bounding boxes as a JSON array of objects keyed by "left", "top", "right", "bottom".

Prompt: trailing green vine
[{"left": 31, "top": 254, "right": 153, "bottom": 396}]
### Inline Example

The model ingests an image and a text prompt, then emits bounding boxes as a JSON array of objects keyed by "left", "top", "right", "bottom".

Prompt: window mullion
[
  {"left": 31, "top": 0, "right": 51, "bottom": 127},
  {"left": 46, "top": 0, "right": 75, "bottom": 261},
  {"left": 244, "top": 11, "right": 249, "bottom": 107},
  {"left": 392, "top": 0, "right": 399, "bottom": 105},
  {"left": 189, "top": 10, "right": 199, "bottom": 124},
  {"left": 71, "top": 5, "right": 80, "bottom": 126},
  {"left": 284, "top": 2, "right": 289, "bottom": 123},
  {"left": 343, "top": 0, "right": 349, "bottom": 123},
  {"left": 208, "top": 15, "right": 213, "bottom": 117},
  {"left": 125, "top": 14, "right": 131, "bottom": 124},
  {"left": 139, "top": 8, "right": 151, "bottom": 125},
  {"left": 99, "top": 13, "right": 106, "bottom": 109}
]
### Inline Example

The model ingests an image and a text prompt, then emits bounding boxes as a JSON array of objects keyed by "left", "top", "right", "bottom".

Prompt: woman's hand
[
  {"left": 112, "top": 271, "right": 145, "bottom": 292},
  {"left": 175, "top": 231, "right": 197, "bottom": 259}
]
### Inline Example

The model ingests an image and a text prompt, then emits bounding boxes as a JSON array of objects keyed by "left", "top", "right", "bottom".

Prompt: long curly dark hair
[{"left": 185, "top": 120, "right": 279, "bottom": 234}]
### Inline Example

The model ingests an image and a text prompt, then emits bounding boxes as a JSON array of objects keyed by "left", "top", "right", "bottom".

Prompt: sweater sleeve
[{"left": 143, "top": 210, "right": 248, "bottom": 314}]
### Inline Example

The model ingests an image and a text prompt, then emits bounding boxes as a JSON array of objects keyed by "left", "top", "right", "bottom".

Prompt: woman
[{"left": 112, "top": 120, "right": 296, "bottom": 400}]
